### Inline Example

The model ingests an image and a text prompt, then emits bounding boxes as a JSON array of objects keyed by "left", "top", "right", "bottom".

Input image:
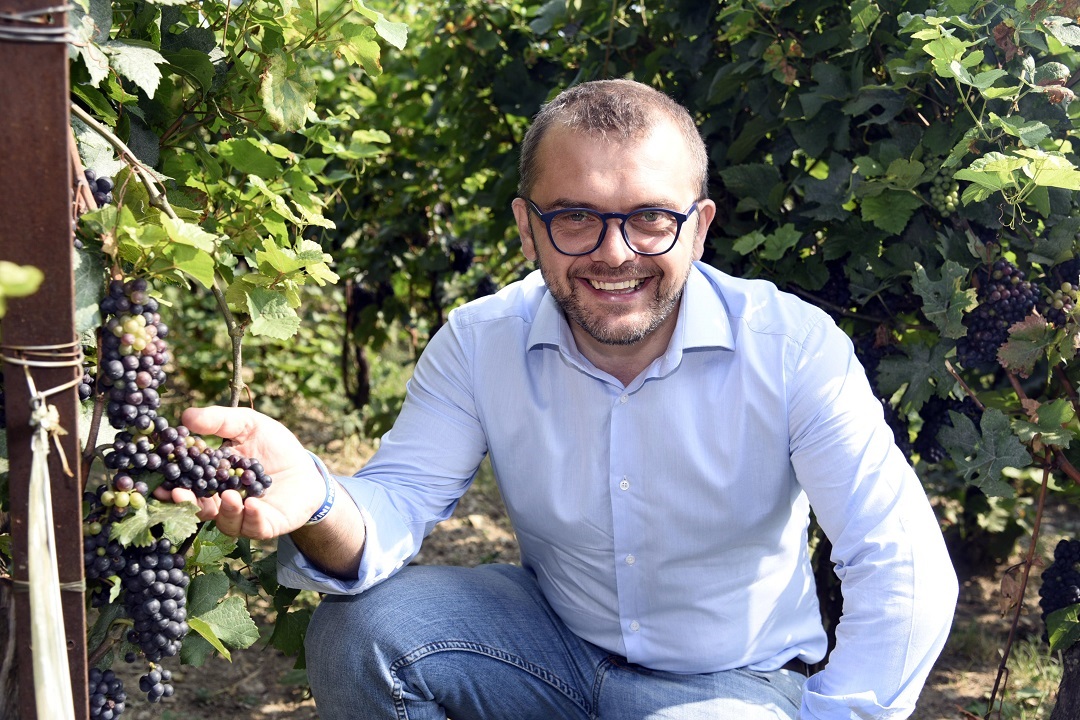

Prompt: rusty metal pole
[{"left": 0, "top": 2, "right": 88, "bottom": 719}]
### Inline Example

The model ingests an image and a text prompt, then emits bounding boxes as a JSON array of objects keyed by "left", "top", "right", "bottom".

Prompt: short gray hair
[{"left": 517, "top": 79, "right": 709, "bottom": 199}]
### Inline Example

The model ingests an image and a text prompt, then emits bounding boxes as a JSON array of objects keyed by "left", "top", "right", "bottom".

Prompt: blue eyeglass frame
[{"left": 524, "top": 198, "right": 700, "bottom": 257}]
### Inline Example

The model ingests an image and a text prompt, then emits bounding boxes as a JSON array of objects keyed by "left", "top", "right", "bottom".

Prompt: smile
[{"left": 588, "top": 278, "right": 645, "bottom": 292}]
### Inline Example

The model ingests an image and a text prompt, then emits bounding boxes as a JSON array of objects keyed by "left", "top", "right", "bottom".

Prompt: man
[{"left": 168, "top": 79, "right": 958, "bottom": 719}]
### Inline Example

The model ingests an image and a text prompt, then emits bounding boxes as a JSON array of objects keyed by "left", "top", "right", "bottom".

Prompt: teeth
[{"left": 589, "top": 278, "right": 644, "bottom": 291}]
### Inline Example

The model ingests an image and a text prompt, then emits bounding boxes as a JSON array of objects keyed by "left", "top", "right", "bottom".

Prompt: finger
[
  {"left": 236, "top": 497, "right": 281, "bottom": 540},
  {"left": 212, "top": 489, "right": 247, "bottom": 537},
  {"left": 165, "top": 488, "right": 221, "bottom": 521},
  {"left": 181, "top": 406, "right": 264, "bottom": 444}
]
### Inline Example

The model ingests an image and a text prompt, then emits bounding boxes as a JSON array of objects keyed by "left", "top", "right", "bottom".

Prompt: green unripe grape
[{"left": 129, "top": 492, "right": 146, "bottom": 510}]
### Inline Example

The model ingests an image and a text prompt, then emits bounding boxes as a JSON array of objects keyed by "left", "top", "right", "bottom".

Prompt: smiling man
[{"left": 170, "top": 79, "right": 958, "bottom": 719}]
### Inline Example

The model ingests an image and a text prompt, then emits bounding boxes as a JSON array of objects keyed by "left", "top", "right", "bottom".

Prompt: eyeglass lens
[{"left": 548, "top": 209, "right": 680, "bottom": 255}]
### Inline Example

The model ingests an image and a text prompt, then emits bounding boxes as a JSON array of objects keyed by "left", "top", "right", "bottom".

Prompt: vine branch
[{"left": 71, "top": 101, "right": 248, "bottom": 407}]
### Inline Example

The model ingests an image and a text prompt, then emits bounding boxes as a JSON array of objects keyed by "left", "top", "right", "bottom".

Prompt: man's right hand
[{"left": 153, "top": 406, "right": 325, "bottom": 540}]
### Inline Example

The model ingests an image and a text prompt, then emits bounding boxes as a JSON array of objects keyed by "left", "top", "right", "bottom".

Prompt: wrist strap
[{"left": 305, "top": 452, "right": 337, "bottom": 526}]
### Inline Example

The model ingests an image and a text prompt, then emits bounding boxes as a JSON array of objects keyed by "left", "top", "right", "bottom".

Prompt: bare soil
[{"left": 124, "top": 437, "right": 1064, "bottom": 720}]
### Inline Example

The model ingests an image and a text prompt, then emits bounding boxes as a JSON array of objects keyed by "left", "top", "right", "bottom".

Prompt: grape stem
[{"left": 71, "top": 102, "right": 248, "bottom": 408}]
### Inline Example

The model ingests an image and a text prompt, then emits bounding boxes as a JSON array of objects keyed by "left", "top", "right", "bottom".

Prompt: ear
[
  {"left": 690, "top": 199, "right": 717, "bottom": 262},
  {"left": 512, "top": 197, "right": 538, "bottom": 262}
]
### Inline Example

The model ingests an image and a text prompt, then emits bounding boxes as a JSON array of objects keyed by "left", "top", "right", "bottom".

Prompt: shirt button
[
  {"left": 625, "top": 554, "right": 636, "bottom": 565},
  {"left": 619, "top": 478, "right": 630, "bottom": 491},
  {"left": 630, "top": 621, "right": 640, "bottom": 632},
  {"left": 619, "top": 394, "right": 629, "bottom": 404}
]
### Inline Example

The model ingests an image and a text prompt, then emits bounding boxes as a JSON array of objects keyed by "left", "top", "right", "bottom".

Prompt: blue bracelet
[{"left": 305, "top": 452, "right": 337, "bottom": 526}]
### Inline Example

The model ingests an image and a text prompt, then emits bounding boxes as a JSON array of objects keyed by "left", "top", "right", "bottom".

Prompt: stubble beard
[{"left": 537, "top": 259, "right": 689, "bottom": 346}]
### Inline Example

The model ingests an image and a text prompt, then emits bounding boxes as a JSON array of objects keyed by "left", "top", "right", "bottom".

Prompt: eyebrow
[{"left": 541, "top": 197, "right": 684, "bottom": 212}]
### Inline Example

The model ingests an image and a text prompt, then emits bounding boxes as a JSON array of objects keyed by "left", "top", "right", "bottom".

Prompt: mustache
[{"left": 569, "top": 264, "right": 654, "bottom": 280}]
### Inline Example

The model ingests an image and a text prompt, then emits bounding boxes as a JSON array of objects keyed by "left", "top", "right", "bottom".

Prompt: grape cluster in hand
[
  {"left": 955, "top": 259, "right": 1037, "bottom": 368},
  {"left": 89, "top": 667, "right": 126, "bottom": 720},
  {"left": 1040, "top": 538, "right": 1080, "bottom": 632}
]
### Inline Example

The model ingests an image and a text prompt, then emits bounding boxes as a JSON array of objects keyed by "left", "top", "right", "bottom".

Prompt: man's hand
[{"left": 154, "top": 406, "right": 323, "bottom": 540}]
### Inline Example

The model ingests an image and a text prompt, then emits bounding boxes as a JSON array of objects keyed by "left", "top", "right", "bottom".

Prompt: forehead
[{"left": 531, "top": 120, "right": 698, "bottom": 204}]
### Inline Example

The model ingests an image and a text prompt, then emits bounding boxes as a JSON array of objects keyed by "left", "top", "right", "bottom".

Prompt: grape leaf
[
  {"left": 1013, "top": 398, "right": 1076, "bottom": 449},
  {"left": 162, "top": 216, "right": 218, "bottom": 253},
  {"left": 110, "top": 499, "right": 200, "bottom": 547},
  {"left": 252, "top": 551, "right": 280, "bottom": 596},
  {"left": 187, "top": 570, "right": 230, "bottom": 618},
  {"left": 912, "top": 261, "right": 977, "bottom": 339},
  {"left": 351, "top": 0, "right": 409, "bottom": 50},
  {"left": 224, "top": 564, "right": 261, "bottom": 596},
  {"left": 875, "top": 341, "right": 952, "bottom": 411},
  {"left": 1043, "top": 16, "right": 1080, "bottom": 48},
  {"left": 195, "top": 595, "right": 260, "bottom": 650},
  {"left": 860, "top": 190, "right": 922, "bottom": 234},
  {"left": 161, "top": 244, "right": 215, "bottom": 290},
  {"left": 998, "top": 314, "right": 1054, "bottom": 377},
  {"left": 104, "top": 41, "right": 166, "bottom": 98},
  {"left": 179, "top": 632, "right": 216, "bottom": 666},
  {"left": 73, "top": 248, "right": 105, "bottom": 336},
  {"left": 189, "top": 524, "right": 237, "bottom": 567},
  {"left": 246, "top": 287, "right": 302, "bottom": 339},
  {"left": 884, "top": 158, "right": 925, "bottom": 190},
  {"left": 187, "top": 617, "right": 232, "bottom": 662},
  {"left": 938, "top": 408, "right": 1029, "bottom": 497},
  {"left": 759, "top": 224, "right": 802, "bottom": 261},
  {"left": 217, "top": 138, "right": 283, "bottom": 179},
  {"left": 269, "top": 608, "right": 312, "bottom": 656},
  {"left": 260, "top": 51, "right": 317, "bottom": 132},
  {"left": 1047, "top": 603, "right": 1080, "bottom": 652}
]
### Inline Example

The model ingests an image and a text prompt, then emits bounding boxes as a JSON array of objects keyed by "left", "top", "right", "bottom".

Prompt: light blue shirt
[{"left": 278, "top": 262, "right": 958, "bottom": 718}]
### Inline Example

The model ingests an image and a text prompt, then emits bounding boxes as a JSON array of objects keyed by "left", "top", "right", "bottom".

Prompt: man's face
[{"left": 512, "top": 120, "right": 716, "bottom": 350}]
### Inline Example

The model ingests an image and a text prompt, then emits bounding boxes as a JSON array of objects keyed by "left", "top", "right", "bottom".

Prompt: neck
[{"left": 571, "top": 316, "right": 678, "bottom": 387}]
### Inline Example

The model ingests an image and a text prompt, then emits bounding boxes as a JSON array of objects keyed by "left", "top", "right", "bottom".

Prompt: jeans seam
[
  {"left": 388, "top": 639, "right": 590, "bottom": 718},
  {"left": 589, "top": 656, "right": 619, "bottom": 720}
]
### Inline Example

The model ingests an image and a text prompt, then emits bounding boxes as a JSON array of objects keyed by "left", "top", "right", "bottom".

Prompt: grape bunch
[
  {"left": 88, "top": 667, "right": 127, "bottom": 720},
  {"left": 1039, "top": 257, "right": 1080, "bottom": 326},
  {"left": 81, "top": 275, "right": 275, "bottom": 710},
  {"left": 1039, "top": 538, "right": 1080, "bottom": 640},
  {"left": 138, "top": 665, "right": 175, "bottom": 703},
  {"left": 913, "top": 395, "right": 983, "bottom": 464},
  {"left": 955, "top": 259, "right": 1038, "bottom": 368},
  {"left": 85, "top": 168, "right": 115, "bottom": 208},
  {"left": 97, "top": 278, "right": 170, "bottom": 434},
  {"left": 156, "top": 425, "right": 272, "bottom": 498},
  {"left": 120, "top": 537, "right": 189, "bottom": 663},
  {"left": 929, "top": 166, "right": 959, "bottom": 217}
]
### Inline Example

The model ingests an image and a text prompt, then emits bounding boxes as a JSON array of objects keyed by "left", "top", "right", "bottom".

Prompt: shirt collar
[{"left": 526, "top": 263, "right": 735, "bottom": 355}]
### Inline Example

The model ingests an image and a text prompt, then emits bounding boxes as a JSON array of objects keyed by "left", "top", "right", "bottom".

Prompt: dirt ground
[{"left": 115, "top": 438, "right": 1067, "bottom": 720}]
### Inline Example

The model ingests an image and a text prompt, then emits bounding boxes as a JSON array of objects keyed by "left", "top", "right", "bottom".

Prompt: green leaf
[
  {"left": 260, "top": 51, "right": 317, "bottom": 132},
  {"left": 718, "top": 163, "right": 782, "bottom": 211},
  {"left": 939, "top": 408, "right": 1030, "bottom": 497},
  {"left": 161, "top": 244, "right": 216, "bottom": 290},
  {"left": 216, "top": 138, "right": 283, "bottom": 179},
  {"left": 998, "top": 314, "right": 1055, "bottom": 377},
  {"left": 269, "top": 608, "right": 313, "bottom": 656},
  {"left": 252, "top": 551, "right": 280, "bottom": 596},
  {"left": 875, "top": 341, "right": 952, "bottom": 411},
  {"left": 190, "top": 524, "right": 238, "bottom": 568},
  {"left": 104, "top": 41, "right": 166, "bottom": 98},
  {"left": 73, "top": 248, "right": 105, "bottom": 335},
  {"left": 187, "top": 570, "right": 230, "bottom": 618},
  {"left": 163, "top": 48, "right": 216, "bottom": 92},
  {"left": 885, "top": 158, "right": 925, "bottom": 190},
  {"left": 1043, "top": 16, "right": 1080, "bottom": 48},
  {"left": 1013, "top": 398, "right": 1076, "bottom": 449},
  {"left": 194, "top": 595, "right": 260, "bottom": 650},
  {"left": 246, "top": 286, "right": 302, "bottom": 339},
  {"left": 336, "top": 22, "right": 382, "bottom": 76},
  {"left": 0, "top": 261, "right": 44, "bottom": 316},
  {"left": 374, "top": 16, "right": 408, "bottom": 50},
  {"left": 187, "top": 617, "right": 232, "bottom": 661},
  {"left": 110, "top": 500, "right": 200, "bottom": 547},
  {"left": 860, "top": 190, "right": 923, "bottom": 234},
  {"left": 987, "top": 113, "right": 1051, "bottom": 148},
  {"left": 1047, "top": 603, "right": 1080, "bottom": 651},
  {"left": 760, "top": 225, "right": 802, "bottom": 260},
  {"left": 162, "top": 216, "right": 218, "bottom": 253},
  {"left": 912, "top": 261, "right": 977, "bottom": 339}
]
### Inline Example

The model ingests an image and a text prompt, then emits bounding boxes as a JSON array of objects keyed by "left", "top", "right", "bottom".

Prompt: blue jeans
[{"left": 305, "top": 564, "right": 805, "bottom": 719}]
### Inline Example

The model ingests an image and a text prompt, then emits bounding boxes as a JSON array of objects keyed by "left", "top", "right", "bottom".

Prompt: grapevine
[{"left": 82, "top": 275, "right": 274, "bottom": 713}]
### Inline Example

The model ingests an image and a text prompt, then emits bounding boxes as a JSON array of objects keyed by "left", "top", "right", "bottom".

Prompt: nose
[{"left": 590, "top": 218, "right": 636, "bottom": 267}]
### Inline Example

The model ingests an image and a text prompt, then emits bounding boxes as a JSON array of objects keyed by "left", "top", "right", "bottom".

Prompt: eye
[
  {"left": 637, "top": 210, "right": 662, "bottom": 222},
  {"left": 563, "top": 211, "right": 594, "bottom": 223}
]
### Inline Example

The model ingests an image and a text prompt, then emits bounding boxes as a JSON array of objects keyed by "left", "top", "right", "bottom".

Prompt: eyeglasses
[{"left": 524, "top": 199, "right": 700, "bottom": 257}]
